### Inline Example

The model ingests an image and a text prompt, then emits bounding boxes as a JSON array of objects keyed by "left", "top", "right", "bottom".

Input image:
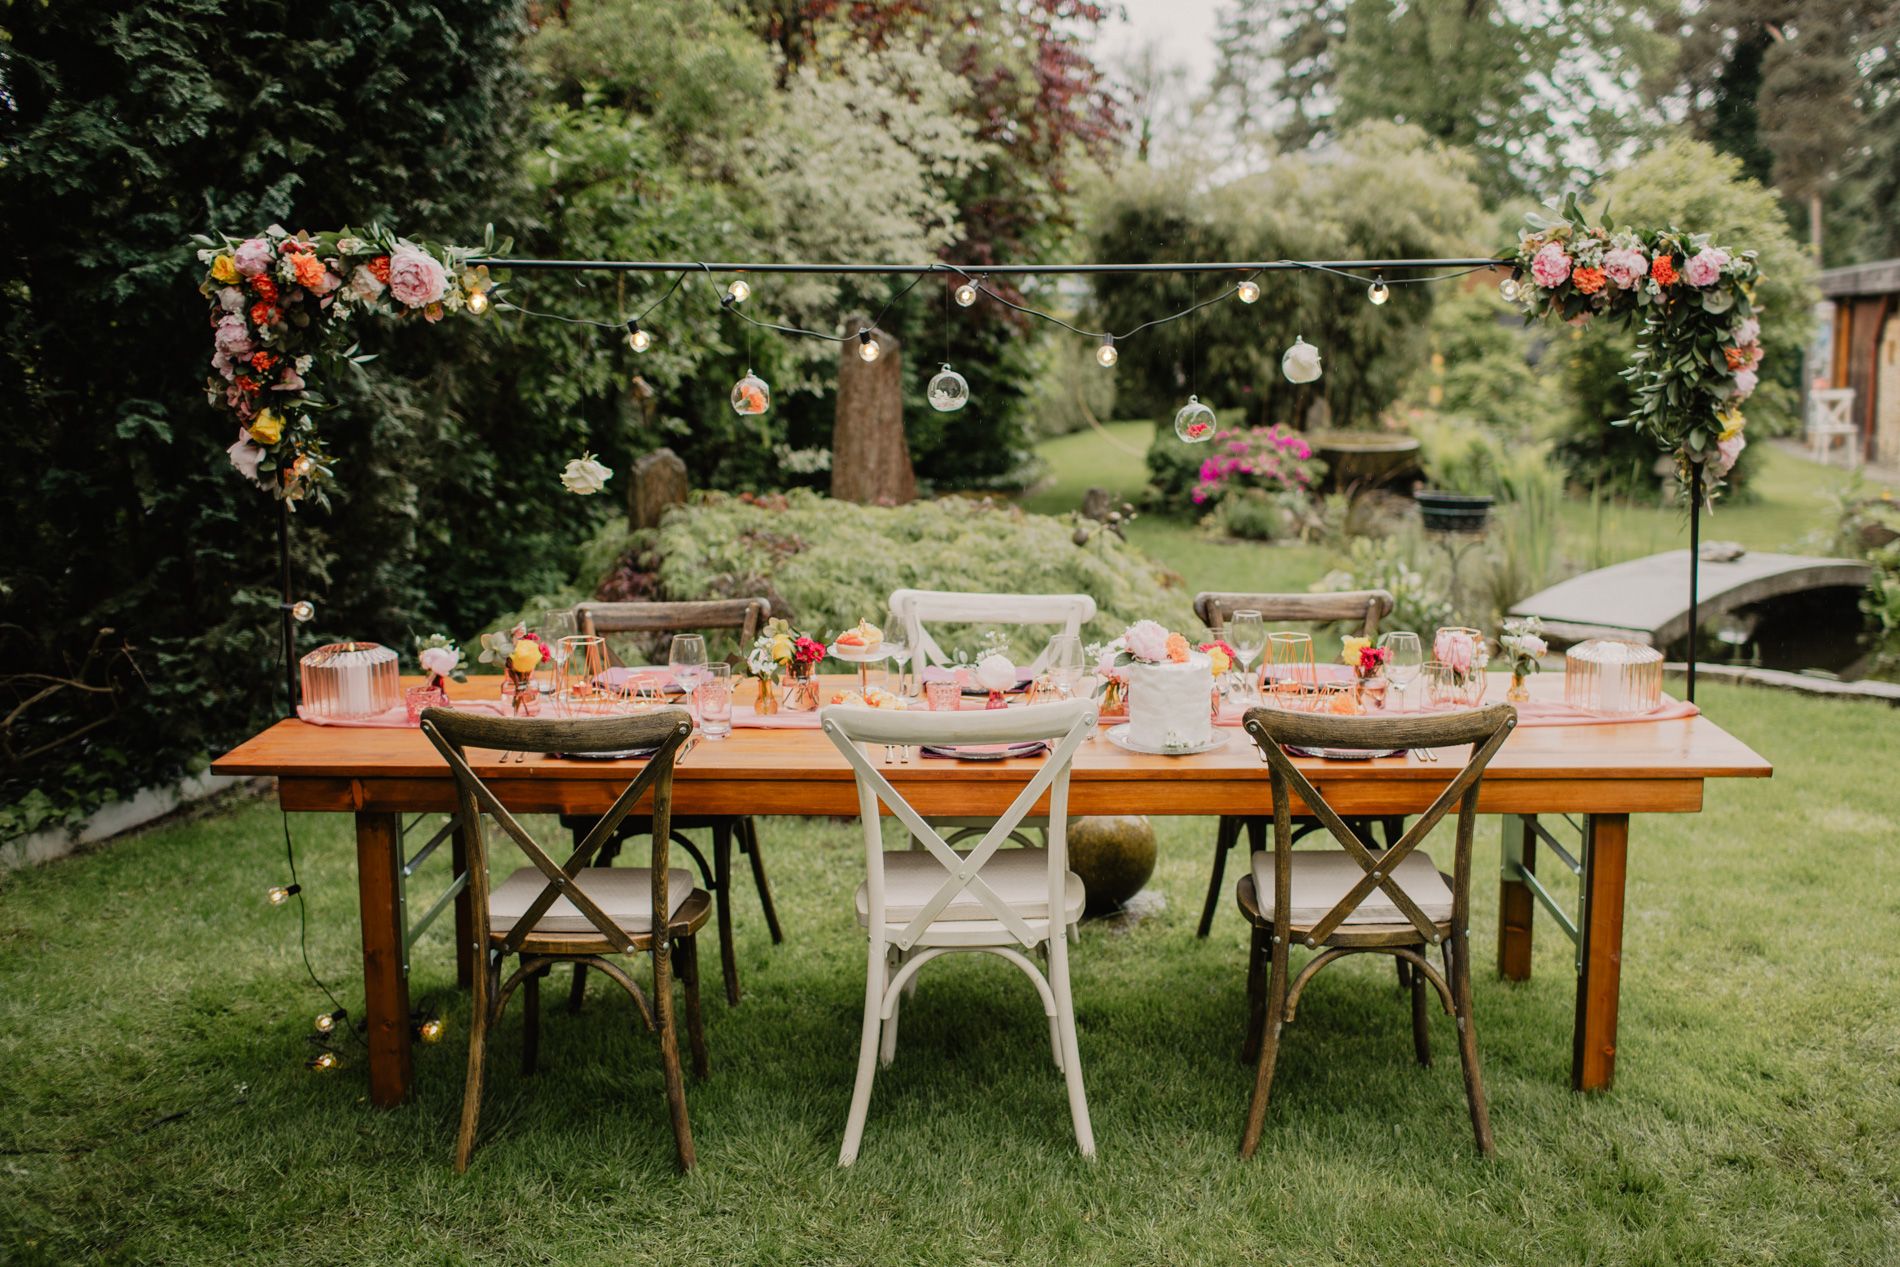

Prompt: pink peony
[
  {"left": 1602, "top": 247, "right": 1647, "bottom": 290},
  {"left": 217, "top": 286, "right": 246, "bottom": 314},
  {"left": 273, "top": 367, "right": 306, "bottom": 392},
  {"left": 228, "top": 432, "right": 265, "bottom": 481},
  {"left": 234, "top": 238, "right": 273, "bottom": 277},
  {"left": 1732, "top": 316, "right": 1760, "bottom": 346},
  {"left": 1122, "top": 619, "right": 1171, "bottom": 664},
  {"left": 385, "top": 246, "right": 449, "bottom": 308},
  {"left": 213, "top": 315, "right": 253, "bottom": 357},
  {"left": 1530, "top": 242, "right": 1572, "bottom": 289},
  {"left": 1683, "top": 247, "right": 1730, "bottom": 288},
  {"left": 1434, "top": 629, "right": 1475, "bottom": 675},
  {"left": 211, "top": 350, "right": 235, "bottom": 382},
  {"left": 1710, "top": 431, "right": 1746, "bottom": 477},
  {"left": 1730, "top": 368, "right": 1758, "bottom": 399}
]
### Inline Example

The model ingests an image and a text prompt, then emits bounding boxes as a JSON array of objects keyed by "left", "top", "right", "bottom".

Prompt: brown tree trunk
[
  {"left": 830, "top": 319, "right": 915, "bottom": 505},
  {"left": 629, "top": 447, "right": 689, "bottom": 530}
]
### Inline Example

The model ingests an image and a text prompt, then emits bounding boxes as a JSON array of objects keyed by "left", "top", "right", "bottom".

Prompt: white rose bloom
[
  {"left": 560, "top": 453, "right": 613, "bottom": 495},
  {"left": 348, "top": 265, "right": 386, "bottom": 302},
  {"left": 1282, "top": 336, "right": 1323, "bottom": 384},
  {"left": 975, "top": 652, "right": 1018, "bottom": 692},
  {"left": 419, "top": 646, "right": 460, "bottom": 677}
]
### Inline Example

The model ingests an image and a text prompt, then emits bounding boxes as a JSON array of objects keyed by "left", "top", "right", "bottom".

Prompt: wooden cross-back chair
[
  {"left": 888, "top": 588, "right": 1097, "bottom": 675},
  {"left": 1194, "top": 589, "right": 1397, "bottom": 939},
  {"left": 820, "top": 699, "right": 1099, "bottom": 1166},
  {"left": 564, "top": 598, "right": 782, "bottom": 1008},
  {"left": 1235, "top": 704, "right": 1516, "bottom": 1159},
  {"left": 420, "top": 707, "right": 711, "bottom": 1173}
]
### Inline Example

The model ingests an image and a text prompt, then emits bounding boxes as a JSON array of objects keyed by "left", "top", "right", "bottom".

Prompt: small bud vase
[
  {"left": 754, "top": 675, "right": 780, "bottom": 716},
  {"left": 1507, "top": 670, "right": 1531, "bottom": 703}
]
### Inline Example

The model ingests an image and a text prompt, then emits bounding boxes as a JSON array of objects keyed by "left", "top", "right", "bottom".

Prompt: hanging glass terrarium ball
[
  {"left": 1282, "top": 336, "right": 1323, "bottom": 384},
  {"left": 927, "top": 364, "right": 970, "bottom": 413},
  {"left": 730, "top": 372, "right": 770, "bottom": 416},
  {"left": 1173, "top": 395, "right": 1216, "bottom": 443}
]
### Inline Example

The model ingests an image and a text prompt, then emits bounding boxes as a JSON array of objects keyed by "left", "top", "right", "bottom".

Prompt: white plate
[
  {"left": 1104, "top": 724, "right": 1230, "bottom": 756},
  {"left": 827, "top": 643, "right": 891, "bottom": 663},
  {"left": 1285, "top": 744, "right": 1405, "bottom": 761}
]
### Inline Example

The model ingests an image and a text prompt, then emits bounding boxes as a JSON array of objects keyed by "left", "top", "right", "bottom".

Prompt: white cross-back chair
[
  {"left": 1807, "top": 387, "right": 1860, "bottom": 467},
  {"left": 820, "top": 698, "right": 1099, "bottom": 1166},
  {"left": 888, "top": 588, "right": 1097, "bottom": 675}
]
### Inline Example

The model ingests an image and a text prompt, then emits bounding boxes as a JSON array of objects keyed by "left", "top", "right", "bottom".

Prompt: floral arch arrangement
[{"left": 1507, "top": 196, "right": 1763, "bottom": 497}]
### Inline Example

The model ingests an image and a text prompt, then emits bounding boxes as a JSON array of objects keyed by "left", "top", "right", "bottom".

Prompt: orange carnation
[
  {"left": 249, "top": 274, "right": 279, "bottom": 302},
  {"left": 1165, "top": 632, "right": 1190, "bottom": 663},
  {"left": 249, "top": 350, "right": 277, "bottom": 372},
  {"left": 367, "top": 255, "right": 392, "bottom": 284},
  {"left": 1723, "top": 345, "right": 1748, "bottom": 369},
  {"left": 1572, "top": 266, "right": 1606, "bottom": 295},
  {"left": 290, "top": 252, "right": 327, "bottom": 290},
  {"left": 1650, "top": 254, "right": 1678, "bottom": 287},
  {"left": 249, "top": 301, "right": 278, "bottom": 328}
]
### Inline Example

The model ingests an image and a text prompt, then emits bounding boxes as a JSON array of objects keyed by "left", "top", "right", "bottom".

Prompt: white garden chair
[
  {"left": 1808, "top": 387, "right": 1860, "bottom": 468},
  {"left": 887, "top": 588, "right": 1096, "bottom": 675},
  {"left": 820, "top": 698, "right": 1098, "bottom": 1165}
]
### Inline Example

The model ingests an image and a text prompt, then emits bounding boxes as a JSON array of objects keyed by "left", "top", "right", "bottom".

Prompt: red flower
[
  {"left": 1357, "top": 645, "right": 1390, "bottom": 675},
  {"left": 249, "top": 350, "right": 277, "bottom": 372},
  {"left": 249, "top": 275, "right": 279, "bottom": 302},
  {"left": 234, "top": 375, "right": 261, "bottom": 395},
  {"left": 1650, "top": 254, "right": 1678, "bottom": 287},
  {"left": 1572, "top": 266, "right": 1606, "bottom": 295},
  {"left": 367, "top": 255, "right": 392, "bottom": 284},
  {"left": 249, "top": 301, "right": 279, "bottom": 328},
  {"left": 793, "top": 636, "right": 826, "bottom": 665}
]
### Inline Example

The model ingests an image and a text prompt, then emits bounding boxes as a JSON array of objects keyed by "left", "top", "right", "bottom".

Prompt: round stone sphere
[{"left": 1067, "top": 815, "right": 1157, "bottom": 915}]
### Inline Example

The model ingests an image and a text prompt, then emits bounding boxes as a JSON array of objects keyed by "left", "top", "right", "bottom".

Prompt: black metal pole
[
  {"left": 278, "top": 499, "right": 297, "bottom": 717},
  {"left": 1687, "top": 461, "right": 1701, "bottom": 704},
  {"left": 462, "top": 256, "right": 1511, "bottom": 277}
]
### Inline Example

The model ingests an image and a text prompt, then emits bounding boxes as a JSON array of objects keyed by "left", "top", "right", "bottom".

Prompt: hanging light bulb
[
  {"left": 954, "top": 277, "right": 980, "bottom": 307},
  {"left": 726, "top": 278, "right": 751, "bottom": 304},
  {"left": 730, "top": 372, "right": 770, "bottom": 416},
  {"left": 1499, "top": 272, "right": 1522, "bottom": 301},
  {"left": 465, "top": 288, "right": 490, "bottom": 315},
  {"left": 1367, "top": 274, "right": 1390, "bottom": 306},
  {"left": 857, "top": 330, "right": 882, "bottom": 363},
  {"left": 288, "top": 599, "right": 316, "bottom": 624},
  {"left": 314, "top": 1009, "right": 345, "bottom": 1034},
  {"left": 1095, "top": 336, "right": 1118, "bottom": 368},
  {"left": 308, "top": 1051, "right": 338, "bottom": 1072},
  {"left": 626, "top": 319, "right": 652, "bottom": 353},
  {"left": 418, "top": 1017, "right": 446, "bottom": 1044},
  {"left": 267, "top": 883, "right": 301, "bottom": 906},
  {"left": 928, "top": 364, "right": 970, "bottom": 412},
  {"left": 1173, "top": 395, "right": 1216, "bottom": 443},
  {"left": 1236, "top": 279, "right": 1260, "bottom": 304}
]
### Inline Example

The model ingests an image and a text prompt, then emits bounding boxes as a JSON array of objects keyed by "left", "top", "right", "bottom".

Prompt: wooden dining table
[{"left": 211, "top": 672, "right": 1770, "bottom": 1109}]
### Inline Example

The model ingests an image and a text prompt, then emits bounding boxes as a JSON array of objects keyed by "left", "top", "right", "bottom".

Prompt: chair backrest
[
  {"left": 420, "top": 708, "right": 694, "bottom": 956},
  {"left": 1195, "top": 590, "right": 1395, "bottom": 640},
  {"left": 820, "top": 699, "right": 1097, "bottom": 952},
  {"left": 888, "top": 588, "right": 1097, "bottom": 674},
  {"left": 573, "top": 598, "right": 771, "bottom": 668},
  {"left": 1808, "top": 388, "right": 1855, "bottom": 432},
  {"left": 1242, "top": 704, "right": 1516, "bottom": 947}
]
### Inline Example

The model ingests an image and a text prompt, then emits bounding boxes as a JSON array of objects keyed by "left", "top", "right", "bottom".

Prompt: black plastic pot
[{"left": 1415, "top": 489, "right": 1494, "bottom": 534}]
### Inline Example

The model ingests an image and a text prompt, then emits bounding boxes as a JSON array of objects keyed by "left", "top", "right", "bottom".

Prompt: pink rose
[
  {"left": 1602, "top": 247, "right": 1647, "bottom": 290},
  {"left": 1683, "top": 247, "right": 1729, "bottom": 288},
  {"left": 1731, "top": 316, "right": 1760, "bottom": 346},
  {"left": 211, "top": 350, "right": 235, "bottom": 382},
  {"left": 1730, "top": 369, "right": 1758, "bottom": 399},
  {"left": 1123, "top": 619, "right": 1170, "bottom": 664},
  {"left": 273, "top": 367, "right": 306, "bottom": 392},
  {"left": 217, "top": 286, "right": 246, "bottom": 314},
  {"left": 1434, "top": 629, "right": 1475, "bottom": 674},
  {"left": 214, "top": 315, "right": 252, "bottom": 357},
  {"left": 228, "top": 432, "right": 265, "bottom": 481},
  {"left": 234, "top": 238, "right": 273, "bottom": 277},
  {"left": 385, "top": 246, "right": 449, "bottom": 308},
  {"left": 1710, "top": 431, "right": 1746, "bottom": 477},
  {"left": 1530, "top": 242, "right": 1572, "bottom": 289}
]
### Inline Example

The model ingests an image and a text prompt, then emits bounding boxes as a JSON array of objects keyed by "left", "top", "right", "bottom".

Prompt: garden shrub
[{"left": 1312, "top": 533, "right": 1457, "bottom": 634}]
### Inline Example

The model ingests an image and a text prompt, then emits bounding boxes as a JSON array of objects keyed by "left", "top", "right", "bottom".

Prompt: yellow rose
[
  {"left": 210, "top": 254, "right": 240, "bottom": 284},
  {"left": 769, "top": 634, "right": 793, "bottom": 663},
  {"left": 1715, "top": 406, "right": 1745, "bottom": 443},
  {"left": 1340, "top": 636, "right": 1370, "bottom": 667},
  {"left": 248, "top": 409, "right": 284, "bottom": 445},
  {"left": 508, "top": 639, "right": 542, "bottom": 674},
  {"left": 1205, "top": 646, "right": 1232, "bottom": 676}
]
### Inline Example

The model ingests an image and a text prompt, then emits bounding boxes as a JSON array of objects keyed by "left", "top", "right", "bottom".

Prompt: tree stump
[
  {"left": 630, "top": 447, "right": 688, "bottom": 530},
  {"left": 831, "top": 320, "right": 915, "bottom": 505}
]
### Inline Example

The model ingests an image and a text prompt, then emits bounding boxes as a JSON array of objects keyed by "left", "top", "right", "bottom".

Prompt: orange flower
[
  {"left": 290, "top": 252, "right": 327, "bottom": 290},
  {"left": 367, "top": 255, "right": 392, "bottom": 284},
  {"left": 1572, "top": 266, "right": 1606, "bottom": 295},
  {"left": 249, "top": 350, "right": 277, "bottom": 372},
  {"left": 1650, "top": 254, "right": 1678, "bottom": 287},
  {"left": 249, "top": 274, "right": 279, "bottom": 302},
  {"left": 1164, "top": 632, "right": 1190, "bottom": 663},
  {"left": 1723, "top": 345, "right": 1748, "bottom": 369},
  {"left": 249, "top": 301, "right": 278, "bottom": 328}
]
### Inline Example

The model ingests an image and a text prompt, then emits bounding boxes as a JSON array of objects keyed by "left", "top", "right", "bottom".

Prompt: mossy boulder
[{"left": 1068, "top": 815, "right": 1157, "bottom": 915}]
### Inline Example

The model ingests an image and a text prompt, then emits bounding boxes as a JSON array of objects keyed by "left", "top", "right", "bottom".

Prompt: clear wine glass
[
  {"left": 1045, "top": 633, "right": 1085, "bottom": 699},
  {"left": 1227, "top": 610, "right": 1266, "bottom": 704},
  {"left": 543, "top": 609, "right": 578, "bottom": 694},
  {"left": 1381, "top": 630, "right": 1423, "bottom": 710},
  {"left": 881, "top": 607, "right": 912, "bottom": 699},
  {"left": 668, "top": 634, "right": 709, "bottom": 716}
]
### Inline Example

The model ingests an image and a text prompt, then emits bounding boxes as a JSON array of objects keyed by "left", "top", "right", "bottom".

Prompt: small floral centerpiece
[
  {"left": 974, "top": 651, "right": 1018, "bottom": 710},
  {"left": 406, "top": 634, "right": 465, "bottom": 722},
  {"left": 1341, "top": 636, "right": 1391, "bottom": 708},
  {"left": 480, "top": 623, "right": 552, "bottom": 714},
  {"left": 1498, "top": 616, "right": 1548, "bottom": 703},
  {"left": 1199, "top": 639, "right": 1236, "bottom": 719},
  {"left": 1432, "top": 626, "right": 1489, "bottom": 708},
  {"left": 746, "top": 618, "right": 826, "bottom": 713}
]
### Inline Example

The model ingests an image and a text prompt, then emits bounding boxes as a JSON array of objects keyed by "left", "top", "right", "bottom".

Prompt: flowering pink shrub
[{"left": 1189, "top": 425, "right": 1324, "bottom": 508}]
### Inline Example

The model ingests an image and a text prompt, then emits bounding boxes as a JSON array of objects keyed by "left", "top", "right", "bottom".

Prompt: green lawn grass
[{"left": 2, "top": 683, "right": 1897, "bottom": 1265}]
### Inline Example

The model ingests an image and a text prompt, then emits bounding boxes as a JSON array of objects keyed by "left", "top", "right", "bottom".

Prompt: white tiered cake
[{"left": 1125, "top": 652, "right": 1213, "bottom": 752}]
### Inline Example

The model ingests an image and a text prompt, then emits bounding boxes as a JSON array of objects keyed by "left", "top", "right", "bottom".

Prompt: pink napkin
[
  {"left": 1214, "top": 691, "right": 1697, "bottom": 728},
  {"left": 295, "top": 699, "right": 514, "bottom": 728}
]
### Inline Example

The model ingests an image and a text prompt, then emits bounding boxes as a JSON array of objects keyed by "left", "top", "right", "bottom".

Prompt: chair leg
[
  {"left": 1449, "top": 931, "right": 1495, "bottom": 1158},
  {"left": 1047, "top": 922, "right": 1095, "bottom": 1158},
  {"left": 713, "top": 821, "right": 741, "bottom": 1006},
  {"left": 1198, "top": 816, "right": 1241, "bottom": 938},
  {"left": 740, "top": 817, "right": 785, "bottom": 944},
  {"left": 569, "top": 835, "right": 627, "bottom": 1014},
  {"left": 652, "top": 939, "right": 696, "bottom": 1172},
  {"left": 675, "top": 934, "right": 710, "bottom": 1080},
  {"left": 1409, "top": 948, "right": 1432, "bottom": 1067},
  {"left": 522, "top": 965, "right": 543, "bottom": 1077},
  {"left": 839, "top": 938, "right": 887, "bottom": 1167},
  {"left": 1239, "top": 938, "right": 1290, "bottom": 1160},
  {"left": 879, "top": 947, "right": 902, "bottom": 1069},
  {"left": 455, "top": 960, "right": 497, "bottom": 1173},
  {"left": 1242, "top": 921, "right": 1267, "bottom": 1064}
]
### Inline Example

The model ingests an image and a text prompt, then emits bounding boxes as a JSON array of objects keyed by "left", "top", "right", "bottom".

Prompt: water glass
[
  {"left": 1045, "top": 633, "right": 1086, "bottom": 699},
  {"left": 925, "top": 678, "right": 962, "bottom": 711},
  {"left": 695, "top": 664, "right": 732, "bottom": 738},
  {"left": 1380, "top": 630, "right": 1422, "bottom": 709}
]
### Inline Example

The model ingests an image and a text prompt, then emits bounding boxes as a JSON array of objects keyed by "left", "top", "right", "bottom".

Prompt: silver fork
[{"left": 1413, "top": 746, "right": 1438, "bottom": 763}]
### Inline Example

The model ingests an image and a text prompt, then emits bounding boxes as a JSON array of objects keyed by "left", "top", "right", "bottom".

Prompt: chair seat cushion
[
  {"left": 855, "top": 848, "right": 1084, "bottom": 927},
  {"left": 490, "top": 866, "right": 698, "bottom": 936},
  {"left": 1248, "top": 849, "right": 1452, "bottom": 926}
]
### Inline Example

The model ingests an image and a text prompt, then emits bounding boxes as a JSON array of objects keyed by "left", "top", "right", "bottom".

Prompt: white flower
[
  {"left": 1281, "top": 336, "right": 1322, "bottom": 384},
  {"left": 560, "top": 453, "right": 613, "bottom": 495},
  {"left": 419, "top": 646, "right": 461, "bottom": 677},
  {"left": 347, "top": 265, "right": 386, "bottom": 303},
  {"left": 975, "top": 652, "right": 1018, "bottom": 692}
]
